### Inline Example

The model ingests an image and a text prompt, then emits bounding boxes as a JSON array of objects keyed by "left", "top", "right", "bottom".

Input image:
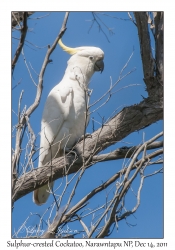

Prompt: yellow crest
[{"left": 58, "top": 39, "right": 78, "bottom": 55}]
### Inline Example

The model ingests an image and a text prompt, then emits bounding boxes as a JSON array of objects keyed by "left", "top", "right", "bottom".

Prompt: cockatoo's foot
[
  {"left": 79, "top": 133, "right": 92, "bottom": 141},
  {"left": 65, "top": 147, "right": 75, "bottom": 153},
  {"left": 65, "top": 147, "right": 78, "bottom": 158}
]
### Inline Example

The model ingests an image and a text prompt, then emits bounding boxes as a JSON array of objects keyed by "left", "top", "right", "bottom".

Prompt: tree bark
[
  {"left": 13, "top": 96, "right": 163, "bottom": 203},
  {"left": 12, "top": 12, "right": 34, "bottom": 28},
  {"left": 134, "top": 12, "right": 163, "bottom": 99}
]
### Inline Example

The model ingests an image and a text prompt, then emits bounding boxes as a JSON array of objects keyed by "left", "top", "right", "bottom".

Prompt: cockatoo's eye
[{"left": 89, "top": 56, "right": 94, "bottom": 60}]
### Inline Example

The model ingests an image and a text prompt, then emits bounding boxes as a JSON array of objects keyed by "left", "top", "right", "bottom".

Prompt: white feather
[{"left": 33, "top": 45, "right": 104, "bottom": 205}]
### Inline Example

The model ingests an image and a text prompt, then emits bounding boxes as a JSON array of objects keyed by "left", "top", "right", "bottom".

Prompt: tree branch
[
  {"left": 13, "top": 97, "right": 163, "bottom": 203},
  {"left": 154, "top": 12, "right": 163, "bottom": 85},
  {"left": 134, "top": 12, "right": 154, "bottom": 81},
  {"left": 92, "top": 140, "right": 163, "bottom": 162},
  {"left": 12, "top": 11, "right": 34, "bottom": 28},
  {"left": 96, "top": 132, "right": 163, "bottom": 238},
  {"left": 43, "top": 146, "right": 163, "bottom": 238},
  {"left": 12, "top": 12, "right": 28, "bottom": 72}
]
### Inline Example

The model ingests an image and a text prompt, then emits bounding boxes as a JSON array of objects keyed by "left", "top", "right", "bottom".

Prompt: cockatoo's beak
[{"left": 94, "top": 59, "right": 104, "bottom": 73}]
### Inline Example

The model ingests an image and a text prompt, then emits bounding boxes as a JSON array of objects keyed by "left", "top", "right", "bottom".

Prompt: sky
[{"left": 11, "top": 12, "right": 163, "bottom": 239}]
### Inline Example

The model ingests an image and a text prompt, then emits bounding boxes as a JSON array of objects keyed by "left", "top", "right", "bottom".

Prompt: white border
[{"left": 1, "top": 1, "right": 175, "bottom": 249}]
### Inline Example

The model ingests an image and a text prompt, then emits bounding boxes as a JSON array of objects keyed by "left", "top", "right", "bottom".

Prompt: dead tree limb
[
  {"left": 12, "top": 98, "right": 163, "bottom": 203},
  {"left": 92, "top": 140, "right": 163, "bottom": 162},
  {"left": 12, "top": 12, "right": 28, "bottom": 72},
  {"left": 42, "top": 133, "right": 163, "bottom": 238},
  {"left": 134, "top": 12, "right": 163, "bottom": 99},
  {"left": 12, "top": 11, "right": 34, "bottom": 28}
]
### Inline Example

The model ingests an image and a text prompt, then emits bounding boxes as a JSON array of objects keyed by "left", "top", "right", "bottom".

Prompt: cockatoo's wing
[
  {"left": 39, "top": 85, "right": 73, "bottom": 166},
  {"left": 33, "top": 85, "right": 72, "bottom": 205}
]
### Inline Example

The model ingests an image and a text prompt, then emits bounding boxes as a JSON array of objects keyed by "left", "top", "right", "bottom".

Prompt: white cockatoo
[{"left": 33, "top": 39, "right": 104, "bottom": 205}]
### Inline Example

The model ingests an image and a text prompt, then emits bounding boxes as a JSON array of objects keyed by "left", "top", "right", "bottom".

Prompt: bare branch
[
  {"left": 154, "top": 12, "right": 163, "bottom": 85},
  {"left": 134, "top": 12, "right": 154, "bottom": 80},
  {"left": 88, "top": 12, "right": 114, "bottom": 42},
  {"left": 12, "top": 78, "right": 22, "bottom": 90},
  {"left": 90, "top": 50, "right": 135, "bottom": 110},
  {"left": 92, "top": 140, "right": 163, "bottom": 163},
  {"left": 28, "top": 13, "right": 50, "bottom": 20},
  {"left": 96, "top": 133, "right": 163, "bottom": 238},
  {"left": 12, "top": 12, "right": 28, "bottom": 72},
  {"left": 12, "top": 11, "right": 34, "bottom": 28},
  {"left": 134, "top": 11, "right": 163, "bottom": 100},
  {"left": 128, "top": 12, "right": 137, "bottom": 26},
  {"left": 13, "top": 96, "right": 163, "bottom": 203},
  {"left": 42, "top": 145, "right": 162, "bottom": 238},
  {"left": 21, "top": 49, "right": 37, "bottom": 86}
]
